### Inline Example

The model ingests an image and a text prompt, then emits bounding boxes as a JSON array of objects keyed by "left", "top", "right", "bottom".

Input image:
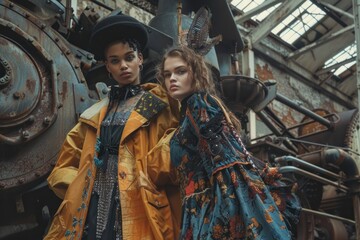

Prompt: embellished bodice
[{"left": 170, "top": 92, "right": 252, "bottom": 199}]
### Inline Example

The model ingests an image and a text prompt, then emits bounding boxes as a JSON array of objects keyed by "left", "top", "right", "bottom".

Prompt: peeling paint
[{"left": 255, "top": 63, "right": 274, "bottom": 81}]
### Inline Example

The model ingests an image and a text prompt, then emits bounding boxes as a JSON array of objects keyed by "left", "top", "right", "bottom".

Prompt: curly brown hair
[
  {"left": 157, "top": 45, "right": 241, "bottom": 132},
  {"left": 156, "top": 45, "right": 218, "bottom": 96}
]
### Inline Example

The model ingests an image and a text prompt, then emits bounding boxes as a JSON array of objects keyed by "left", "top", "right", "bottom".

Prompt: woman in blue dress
[{"left": 156, "top": 45, "right": 301, "bottom": 240}]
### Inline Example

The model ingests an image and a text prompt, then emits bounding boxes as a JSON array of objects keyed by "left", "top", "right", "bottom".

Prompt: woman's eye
[
  {"left": 177, "top": 69, "right": 187, "bottom": 75},
  {"left": 164, "top": 73, "right": 171, "bottom": 79},
  {"left": 126, "top": 54, "right": 135, "bottom": 61},
  {"left": 110, "top": 59, "right": 119, "bottom": 64}
]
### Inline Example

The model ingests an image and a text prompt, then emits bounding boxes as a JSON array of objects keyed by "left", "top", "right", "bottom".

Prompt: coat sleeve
[
  {"left": 47, "top": 122, "right": 88, "bottom": 199},
  {"left": 144, "top": 85, "right": 179, "bottom": 186},
  {"left": 146, "top": 128, "right": 178, "bottom": 186},
  {"left": 185, "top": 92, "right": 252, "bottom": 177}
]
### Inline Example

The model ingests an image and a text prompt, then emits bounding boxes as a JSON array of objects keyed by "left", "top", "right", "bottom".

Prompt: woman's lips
[
  {"left": 169, "top": 85, "right": 178, "bottom": 91},
  {"left": 120, "top": 72, "right": 131, "bottom": 77}
]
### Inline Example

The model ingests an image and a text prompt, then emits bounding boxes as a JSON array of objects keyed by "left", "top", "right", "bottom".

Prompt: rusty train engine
[{"left": 1, "top": 0, "right": 360, "bottom": 239}]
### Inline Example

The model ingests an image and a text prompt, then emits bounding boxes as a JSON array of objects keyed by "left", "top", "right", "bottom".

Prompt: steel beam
[
  {"left": 318, "top": 0, "right": 354, "bottom": 20},
  {"left": 234, "top": 0, "right": 284, "bottom": 23},
  {"left": 253, "top": 42, "right": 355, "bottom": 109},
  {"left": 242, "top": 47, "right": 257, "bottom": 141},
  {"left": 353, "top": 0, "right": 360, "bottom": 112},
  {"left": 287, "top": 24, "right": 354, "bottom": 59},
  {"left": 248, "top": 0, "right": 306, "bottom": 45},
  {"left": 317, "top": 56, "right": 356, "bottom": 75}
]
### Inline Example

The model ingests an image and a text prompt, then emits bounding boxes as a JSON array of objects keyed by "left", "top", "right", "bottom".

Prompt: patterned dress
[{"left": 170, "top": 92, "right": 300, "bottom": 240}]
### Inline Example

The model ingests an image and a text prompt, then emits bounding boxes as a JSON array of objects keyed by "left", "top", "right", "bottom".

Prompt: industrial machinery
[{"left": 0, "top": 0, "right": 359, "bottom": 239}]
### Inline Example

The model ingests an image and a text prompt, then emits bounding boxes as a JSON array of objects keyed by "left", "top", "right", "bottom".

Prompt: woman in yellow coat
[{"left": 44, "top": 14, "right": 180, "bottom": 240}]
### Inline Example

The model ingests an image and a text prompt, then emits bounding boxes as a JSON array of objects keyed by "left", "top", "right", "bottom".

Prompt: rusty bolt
[
  {"left": 58, "top": 103, "right": 63, "bottom": 108},
  {"left": 80, "top": 97, "right": 85, "bottom": 102},
  {"left": 9, "top": 3, "right": 14, "bottom": 8},
  {"left": 81, "top": 78, "right": 86, "bottom": 83},
  {"left": 24, "top": 13, "right": 29, "bottom": 18},
  {"left": 18, "top": 178, "right": 25, "bottom": 184},
  {"left": 22, "top": 130, "right": 30, "bottom": 139},
  {"left": 41, "top": 24, "right": 46, "bottom": 29},
  {"left": 87, "top": 54, "right": 93, "bottom": 60},
  {"left": 66, "top": 50, "right": 71, "bottom": 55},
  {"left": 43, "top": 117, "right": 51, "bottom": 125},
  {"left": 27, "top": 37, "right": 34, "bottom": 43},
  {"left": 75, "top": 64, "right": 79, "bottom": 69},
  {"left": 55, "top": 38, "right": 59, "bottom": 42},
  {"left": 27, "top": 115, "right": 35, "bottom": 123}
]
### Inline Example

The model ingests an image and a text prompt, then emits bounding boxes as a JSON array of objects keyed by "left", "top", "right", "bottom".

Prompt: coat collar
[
  {"left": 121, "top": 90, "right": 167, "bottom": 143},
  {"left": 79, "top": 85, "right": 168, "bottom": 141}
]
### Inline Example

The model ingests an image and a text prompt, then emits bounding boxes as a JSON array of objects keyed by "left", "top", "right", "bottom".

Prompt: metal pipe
[
  {"left": 299, "top": 148, "right": 359, "bottom": 176},
  {"left": 275, "top": 156, "right": 341, "bottom": 180},
  {"left": 256, "top": 108, "right": 299, "bottom": 152},
  {"left": 275, "top": 93, "right": 333, "bottom": 129},
  {"left": 278, "top": 166, "right": 349, "bottom": 191},
  {"left": 302, "top": 147, "right": 360, "bottom": 239},
  {"left": 323, "top": 148, "right": 359, "bottom": 176},
  {"left": 65, "top": 0, "right": 72, "bottom": 29},
  {"left": 301, "top": 208, "right": 355, "bottom": 224}
]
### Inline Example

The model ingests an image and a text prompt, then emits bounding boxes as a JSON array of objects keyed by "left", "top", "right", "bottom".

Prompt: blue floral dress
[{"left": 170, "top": 92, "right": 300, "bottom": 240}]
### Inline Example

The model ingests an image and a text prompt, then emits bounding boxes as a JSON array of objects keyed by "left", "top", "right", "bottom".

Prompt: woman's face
[
  {"left": 105, "top": 42, "right": 143, "bottom": 86},
  {"left": 163, "top": 56, "right": 194, "bottom": 101}
]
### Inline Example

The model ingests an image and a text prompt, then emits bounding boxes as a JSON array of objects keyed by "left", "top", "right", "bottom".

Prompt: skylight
[
  {"left": 231, "top": 0, "right": 263, "bottom": 12},
  {"left": 271, "top": 1, "right": 326, "bottom": 44},
  {"left": 324, "top": 43, "right": 357, "bottom": 76},
  {"left": 231, "top": 0, "right": 326, "bottom": 44},
  {"left": 231, "top": 0, "right": 281, "bottom": 22}
]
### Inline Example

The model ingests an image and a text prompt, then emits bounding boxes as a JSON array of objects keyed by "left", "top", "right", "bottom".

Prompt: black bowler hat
[{"left": 89, "top": 14, "right": 148, "bottom": 60}]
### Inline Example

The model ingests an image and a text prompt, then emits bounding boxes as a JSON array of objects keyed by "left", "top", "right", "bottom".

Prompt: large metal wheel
[{"left": 0, "top": 1, "right": 95, "bottom": 238}]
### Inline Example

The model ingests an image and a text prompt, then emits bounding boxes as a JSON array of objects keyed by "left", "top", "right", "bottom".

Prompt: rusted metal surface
[
  {"left": 0, "top": 1, "right": 98, "bottom": 238},
  {"left": 0, "top": 0, "right": 95, "bottom": 192}
]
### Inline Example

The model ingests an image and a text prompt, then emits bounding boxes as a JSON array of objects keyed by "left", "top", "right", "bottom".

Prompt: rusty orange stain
[{"left": 256, "top": 64, "right": 274, "bottom": 81}]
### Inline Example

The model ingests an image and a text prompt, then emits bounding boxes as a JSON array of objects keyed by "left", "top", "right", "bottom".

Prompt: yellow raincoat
[{"left": 44, "top": 83, "right": 181, "bottom": 240}]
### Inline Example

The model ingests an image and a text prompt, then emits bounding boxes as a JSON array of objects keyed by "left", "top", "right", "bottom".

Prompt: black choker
[{"left": 109, "top": 84, "right": 142, "bottom": 101}]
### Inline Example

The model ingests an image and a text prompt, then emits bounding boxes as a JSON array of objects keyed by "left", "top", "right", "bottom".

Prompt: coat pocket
[
  {"left": 143, "top": 188, "right": 175, "bottom": 240},
  {"left": 145, "top": 189, "right": 169, "bottom": 209}
]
